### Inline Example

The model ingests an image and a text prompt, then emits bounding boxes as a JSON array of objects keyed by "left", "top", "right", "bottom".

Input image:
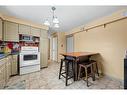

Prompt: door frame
[
  {"left": 51, "top": 33, "right": 58, "bottom": 62},
  {"left": 66, "top": 34, "right": 74, "bottom": 53}
]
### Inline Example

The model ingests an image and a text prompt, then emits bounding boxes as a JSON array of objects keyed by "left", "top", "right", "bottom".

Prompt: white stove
[{"left": 19, "top": 46, "right": 40, "bottom": 75}]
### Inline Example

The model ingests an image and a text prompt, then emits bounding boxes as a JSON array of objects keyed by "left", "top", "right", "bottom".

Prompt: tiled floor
[{"left": 5, "top": 61, "right": 123, "bottom": 89}]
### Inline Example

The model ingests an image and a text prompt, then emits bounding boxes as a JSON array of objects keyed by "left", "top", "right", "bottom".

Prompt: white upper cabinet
[
  {"left": 4, "top": 21, "right": 19, "bottom": 42},
  {"left": 0, "top": 19, "right": 2, "bottom": 40},
  {"left": 40, "top": 29, "right": 48, "bottom": 38},
  {"left": 19, "top": 24, "right": 31, "bottom": 35},
  {"left": 31, "top": 27, "right": 40, "bottom": 37}
]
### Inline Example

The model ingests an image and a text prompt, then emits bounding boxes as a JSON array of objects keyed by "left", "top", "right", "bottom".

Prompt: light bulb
[
  {"left": 44, "top": 20, "right": 50, "bottom": 26},
  {"left": 53, "top": 17, "right": 59, "bottom": 24},
  {"left": 54, "top": 23, "right": 59, "bottom": 28}
]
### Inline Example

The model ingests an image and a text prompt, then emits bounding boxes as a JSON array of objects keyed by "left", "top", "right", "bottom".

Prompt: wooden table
[{"left": 60, "top": 52, "right": 99, "bottom": 81}]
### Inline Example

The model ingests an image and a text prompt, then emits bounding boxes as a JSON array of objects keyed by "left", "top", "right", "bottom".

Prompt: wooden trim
[{"left": 71, "top": 17, "right": 127, "bottom": 35}]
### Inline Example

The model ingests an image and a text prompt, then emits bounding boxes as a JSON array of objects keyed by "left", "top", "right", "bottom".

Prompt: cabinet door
[
  {"left": 40, "top": 38, "right": 48, "bottom": 68},
  {"left": 19, "top": 24, "right": 31, "bottom": 35},
  {"left": 31, "top": 27, "right": 40, "bottom": 37},
  {"left": 6, "top": 56, "right": 12, "bottom": 81},
  {"left": 0, "top": 19, "right": 2, "bottom": 40},
  {"left": 4, "top": 21, "right": 19, "bottom": 42},
  {"left": 0, "top": 58, "right": 6, "bottom": 89},
  {"left": 40, "top": 29, "right": 48, "bottom": 38},
  {"left": 11, "top": 55, "right": 18, "bottom": 75}
]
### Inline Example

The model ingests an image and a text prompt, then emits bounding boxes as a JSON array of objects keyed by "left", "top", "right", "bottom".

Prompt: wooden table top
[{"left": 60, "top": 52, "right": 99, "bottom": 58}]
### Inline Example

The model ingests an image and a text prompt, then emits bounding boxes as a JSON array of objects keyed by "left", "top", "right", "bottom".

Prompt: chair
[
  {"left": 59, "top": 58, "right": 75, "bottom": 86},
  {"left": 78, "top": 62, "right": 94, "bottom": 87},
  {"left": 90, "top": 60, "right": 99, "bottom": 77}
]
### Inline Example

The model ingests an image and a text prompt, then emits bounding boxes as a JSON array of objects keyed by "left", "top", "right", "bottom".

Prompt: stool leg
[
  {"left": 65, "top": 61, "right": 69, "bottom": 86},
  {"left": 95, "top": 62, "right": 99, "bottom": 76},
  {"left": 78, "top": 66, "right": 81, "bottom": 80},
  {"left": 92, "top": 64, "right": 95, "bottom": 81},
  {"left": 91, "top": 64, "right": 95, "bottom": 81},
  {"left": 59, "top": 59, "right": 63, "bottom": 79},
  {"left": 78, "top": 65, "right": 81, "bottom": 80},
  {"left": 72, "top": 61, "right": 75, "bottom": 81},
  {"left": 85, "top": 67, "right": 89, "bottom": 87}
]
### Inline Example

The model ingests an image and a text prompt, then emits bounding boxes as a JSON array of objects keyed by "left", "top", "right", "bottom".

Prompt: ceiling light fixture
[{"left": 44, "top": 6, "right": 60, "bottom": 28}]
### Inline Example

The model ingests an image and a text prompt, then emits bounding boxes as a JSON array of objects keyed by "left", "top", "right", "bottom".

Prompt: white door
[
  {"left": 52, "top": 37, "right": 57, "bottom": 61},
  {"left": 67, "top": 36, "right": 74, "bottom": 53}
]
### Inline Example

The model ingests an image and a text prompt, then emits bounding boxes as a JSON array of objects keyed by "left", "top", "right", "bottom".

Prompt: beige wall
[
  {"left": 65, "top": 9, "right": 127, "bottom": 35},
  {"left": 57, "top": 32, "right": 66, "bottom": 62},
  {"left": 66, "top": 9, "right": 127, "bottom": 81},
  {"left": 74, "top": 19, "right": 127, "bottom": 80}
]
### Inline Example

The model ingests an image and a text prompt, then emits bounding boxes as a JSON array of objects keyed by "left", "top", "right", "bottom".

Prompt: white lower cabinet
[
  {"left": 6, "top": 56, "right": 12, "bottom": 82},
  {"left": 0, "top": 55, "right": 18, "bottom": 89},
  {"left": 0, "top": 58, "right": 6, "bottom": 89},
  {"left": 11, "top": 55, "right": 18, "bottom": 75}
]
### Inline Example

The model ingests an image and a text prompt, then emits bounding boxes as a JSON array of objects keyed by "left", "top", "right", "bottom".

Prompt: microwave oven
[{"left": 20, "top": 35, "right": 33, "bottom": 42}]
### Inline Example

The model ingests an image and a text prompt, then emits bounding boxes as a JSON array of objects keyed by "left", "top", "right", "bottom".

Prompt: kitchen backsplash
[
  {"left": 0, "top": 41, "right": 39, "bottom": 53},
  {"left": 0, "top": 41, "right": 19, "bottom": 53}
]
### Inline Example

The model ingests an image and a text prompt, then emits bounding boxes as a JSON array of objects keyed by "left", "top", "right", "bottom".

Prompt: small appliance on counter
[
  {"left": 4, "top": 45, "right": 11, "bottom": 54},
  {"left": 19, "top": 46, "right": 40, "bottom": 75},
  {"left": 12, "top": 43, "right": 20, "bottom": 53}
]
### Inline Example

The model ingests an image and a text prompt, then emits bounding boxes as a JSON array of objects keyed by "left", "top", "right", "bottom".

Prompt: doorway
[
  {"left": 52, "top": 36, "right": 58, "bottom": 62},
  {"left": 66, "top": 35, "right": 74, "bottom": 53}
]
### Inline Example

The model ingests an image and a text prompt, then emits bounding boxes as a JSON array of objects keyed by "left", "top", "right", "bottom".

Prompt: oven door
[{"left": 20, "top": 52, "right": 40, "bottom": 67}]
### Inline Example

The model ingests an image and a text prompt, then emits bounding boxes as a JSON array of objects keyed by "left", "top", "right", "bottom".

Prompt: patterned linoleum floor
[{"left": 5, "top": 61, "right": 123, "bottom": 89}]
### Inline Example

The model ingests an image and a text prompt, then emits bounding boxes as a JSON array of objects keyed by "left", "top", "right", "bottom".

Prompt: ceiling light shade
[
  {"left": 54, "top": 23, "right": 59, "bottom": 28},
  {"left": 43, "top": 6, "right": 60, "bottom": 31},
  {"left": 53, "top": 17, "right": 59, "bottom": 24},
  {"left": 44, "top": 20, "right": 50, "bottom": 26}
]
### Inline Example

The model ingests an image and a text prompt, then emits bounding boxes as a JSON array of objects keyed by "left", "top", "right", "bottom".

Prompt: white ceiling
[{"left": 0, "top": 6, "right": 126, "bottom": 32}]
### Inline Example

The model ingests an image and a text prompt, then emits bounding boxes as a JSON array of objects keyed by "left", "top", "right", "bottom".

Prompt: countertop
[{"left": 0, "top": 52, "right": 19, "bottom": 60}]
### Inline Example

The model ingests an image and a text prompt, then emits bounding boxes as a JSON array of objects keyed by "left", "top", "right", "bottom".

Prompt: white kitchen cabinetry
[
  {"left": 0, "top": 19, "right": 2, "bottom": 40},
  {"left": 31, "top": 27, "right": 40, "bottom": 37},
  {"left": 40, "top": 30, "right": 48, "bottom": 68},
  {"left": 5, "top": 56, "right": 11, "bottom": 82},
  {"left": 0, "top": 58, "right": 6, "bottom": 89},
  {"left": 4, "top": 21, "right": 19, "bottom": 42},
  {"left": 11, "top": 55, "right": 18, "bottom": 75},
  {"left": 0, "top": 54, "right": 18, "bottom": 88},
  {"left": 40, "top": 38, "right": 48, "bottom": 68},
  {"left": 19, "top": 24, "right": 31, "bottom": 35},
  {"left": 41, "top": 29, "right": 48, "bottom": 38}
]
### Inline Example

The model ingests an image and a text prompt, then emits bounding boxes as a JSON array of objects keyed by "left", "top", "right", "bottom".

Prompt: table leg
[{"left": 74, "top": 58, "right": 78, "bottom": 81}]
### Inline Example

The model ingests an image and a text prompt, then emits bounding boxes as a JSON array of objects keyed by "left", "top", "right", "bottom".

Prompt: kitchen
[
  {"left": 0, "top": 6, "right": 127, "bottom": 89},
  {"left": 0, "top": 14, "right": 49, "bottom": 88}
]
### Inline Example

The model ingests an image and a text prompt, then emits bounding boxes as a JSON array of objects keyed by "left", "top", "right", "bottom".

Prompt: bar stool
[
  {"left": 59, "top": 58, "right": 75, "bottom": 86},
  {"left": 78, "top": 62, "right": 94, "bottom": 87},
  {"left": 90, "top": 60, "right": 99, "bottom": 77}
]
